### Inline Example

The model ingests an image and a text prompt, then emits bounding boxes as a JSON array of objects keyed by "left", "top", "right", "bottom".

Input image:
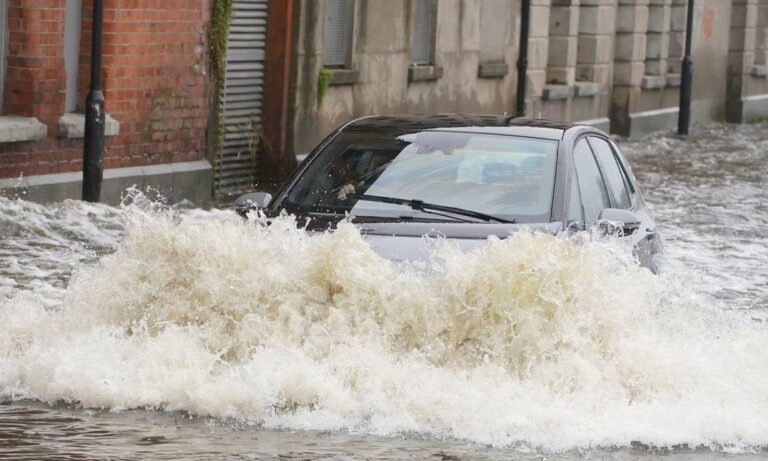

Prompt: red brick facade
[{"left": 0, "top": 0, "right": 212, "bottom": 178}]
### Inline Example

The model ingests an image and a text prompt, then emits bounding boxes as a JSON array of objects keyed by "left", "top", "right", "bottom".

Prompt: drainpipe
[
  {"left": 678, "top": 0, "right": 695, "bottom": 135},
  {"left": 82, "top": 0, "right": 105, "bottom": 202},
  {"left": 516, "top": 0, "right": 531, "bottom": 117}
]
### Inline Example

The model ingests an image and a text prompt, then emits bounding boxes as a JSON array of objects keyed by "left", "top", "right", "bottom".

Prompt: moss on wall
[
  {"left": 317, "top": 68, "right": 333, "bottom": 105},
  {"left": 208, "top": 0, "right": 233, "bottom": 186}
]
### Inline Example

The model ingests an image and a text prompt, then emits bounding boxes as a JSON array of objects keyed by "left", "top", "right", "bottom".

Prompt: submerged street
[{"left": 1, "top": 123, "right": 767, "bottom": 459}]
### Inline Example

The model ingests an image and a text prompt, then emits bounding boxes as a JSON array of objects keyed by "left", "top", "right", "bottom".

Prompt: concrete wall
[
  {"left": 291, "top": 0, "right": 523, "bottom": 155},
  {"left": 293, "top": 0, "right": 768, "bottom": 151}
]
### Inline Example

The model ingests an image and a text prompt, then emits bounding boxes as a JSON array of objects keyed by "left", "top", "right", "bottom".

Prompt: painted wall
[{"left": 291, "top": 0, "right": 523, "bottom": 155}]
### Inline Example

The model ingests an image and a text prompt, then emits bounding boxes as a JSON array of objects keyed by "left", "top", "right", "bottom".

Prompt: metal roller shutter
[
  {"left": 323, "top": 0, "right": 354, "bottom": 67},
  {"left": 215, "top": 0, "right": 268, "bottom": 198}
]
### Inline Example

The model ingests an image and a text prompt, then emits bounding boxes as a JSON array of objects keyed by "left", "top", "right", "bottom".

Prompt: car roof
[{"left": 341, "top": 113, "right": 583, "bottom": 140}]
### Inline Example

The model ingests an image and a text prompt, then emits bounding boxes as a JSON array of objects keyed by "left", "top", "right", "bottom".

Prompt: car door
[
  {"left": 568, "top": 138, "right": 611, "bottom": 229},
  {"left": 587, "top": 136, "right": 660, "bottom": 268}
]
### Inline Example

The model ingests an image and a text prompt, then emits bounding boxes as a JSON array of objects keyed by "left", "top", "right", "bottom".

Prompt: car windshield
[{"left": 284, "top": 129, "right": 559, "bottom": 223}]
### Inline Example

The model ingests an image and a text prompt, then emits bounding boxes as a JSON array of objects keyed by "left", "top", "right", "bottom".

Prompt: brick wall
[{"left": 0, "top": 0, "right": 212, "bottom": 178}]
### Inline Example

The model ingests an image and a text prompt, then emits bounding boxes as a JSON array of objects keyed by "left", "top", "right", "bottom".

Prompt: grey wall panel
[{"left": 216, "top": 0, "right": 269, "bottom": 196}]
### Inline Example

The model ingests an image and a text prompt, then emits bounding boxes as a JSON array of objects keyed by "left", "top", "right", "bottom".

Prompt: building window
[
  {"left": 0, "top": 0, "right": 8, "bottom": 114},
  {"left": 479, "top": 0, "right": 507, "bottom": 63},
  {"left": 64, "top": 0, "right": 83, "bottom": 113},
  {"left": 477, "top": 0, "right": 509, "bottom": 78},
  {"left": 323, "top": 0, "right": 354, "bottom": 68},
  {"left": 411, "top": 0, "right": 436, "bottom": 65}
]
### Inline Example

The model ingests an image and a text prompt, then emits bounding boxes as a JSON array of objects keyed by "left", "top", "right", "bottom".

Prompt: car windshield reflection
[{"left": 285, "top": 130, "right": 559, "bottom": 223}]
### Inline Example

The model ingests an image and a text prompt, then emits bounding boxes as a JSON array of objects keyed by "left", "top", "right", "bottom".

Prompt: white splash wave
[{"left": 1, "top": 197, "right": 767, "bottom": 451}]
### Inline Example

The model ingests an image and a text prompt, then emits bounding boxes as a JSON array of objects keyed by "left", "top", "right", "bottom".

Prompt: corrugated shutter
[
  {"left": 323, "top": 0, "right": 353, "bottom": 67},
  {"left": 412, "top": 0, "right": 435, "bottom": 65},
  {"left": 216, "top": 0, "right": 268, "bottom": 197}
]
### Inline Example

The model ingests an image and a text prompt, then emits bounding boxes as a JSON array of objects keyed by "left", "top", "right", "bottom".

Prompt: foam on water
[
  {"left": 1, "top": 194, "right": 767, "bottom": 452},
  {"left": 623, "top": 123, "right": 768, "bottom": 309}
]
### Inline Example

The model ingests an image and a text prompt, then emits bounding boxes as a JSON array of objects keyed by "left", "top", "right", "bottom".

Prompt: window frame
[
  {"left": 606, "top": 138, "right": 638, "bottom": 197},
  {"left": 478, "top": 0, "right": 508, "bottom": 63},
  {"left": 410, "top": 0, "right": 437, "bottom": 66},
  {"left": 322, "top": 0, "right": 356, "bottom": 69}
]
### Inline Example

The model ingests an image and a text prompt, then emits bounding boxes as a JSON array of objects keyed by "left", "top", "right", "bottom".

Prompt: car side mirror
[
  {"left": 597, "top": 208, "right": 641, "bottom": 236},
  {"left": 565, "top": 220, "right": 585, "bottom": 233},
  {"left": 233, "top": 192, "right": 273, "bottom": 218}
]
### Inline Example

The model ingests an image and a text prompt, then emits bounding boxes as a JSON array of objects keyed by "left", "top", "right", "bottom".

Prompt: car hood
[{"left": 309, "top": 221, "right": 562, "bottom": 262}]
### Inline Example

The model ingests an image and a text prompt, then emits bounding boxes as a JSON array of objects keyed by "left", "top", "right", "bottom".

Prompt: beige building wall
[
  {"left": 290, "top": 0, "right": 768, "bottom": 153},
  {"left": 291, "top": 0, "right": 524, "bottom": 155}
]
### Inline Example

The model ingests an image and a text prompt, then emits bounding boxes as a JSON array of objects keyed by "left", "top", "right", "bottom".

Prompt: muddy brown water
[{"left": 1, "top": 123, "right": 767, "bottom": 460}]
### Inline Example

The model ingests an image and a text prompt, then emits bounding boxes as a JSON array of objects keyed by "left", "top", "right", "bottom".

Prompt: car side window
[
  {"left": 589, "top": 137, "right": 632, "bottom": 209},
  {"left": 566, "top": 165, "right": 584, "bottom": 227},
  {"left": 608, "top": 139, "right": 637, "bottom": 193},
  {"left": 573, "top": 139, "right": 610, "bottom": 226}
]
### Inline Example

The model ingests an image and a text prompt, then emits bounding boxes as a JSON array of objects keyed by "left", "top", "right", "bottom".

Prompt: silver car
[{"left": 235, "top": 114, "right": 662, "bottom": 272}]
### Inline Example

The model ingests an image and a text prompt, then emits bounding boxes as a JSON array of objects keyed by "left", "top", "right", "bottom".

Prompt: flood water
[{"left": 1, "top": 123, "right": 767, "bottom": 459}]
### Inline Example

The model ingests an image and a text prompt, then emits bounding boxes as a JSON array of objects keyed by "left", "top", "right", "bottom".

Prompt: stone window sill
[
  {"left": 641, "top": 75, "right": 667, "bottom": 90},
  {"left": 0, "top": 116, "right": 47, "bottom": 144},
  {"left": 666, "top": 73, "right": 681, "bottom": 87},
  {"left": 326, "top": 68, "right": 360, "bottom": 86},
  {"left": 408, "top": 65, "right": 443, "bottom": 82},
  {"left": 641, "top": 74, "right": 682, "bottom": 90},
  {"left": 574, "top": 81, "right": 600, "bottom": 97},
  {"left": 751, "top": 65, "right": 767, "bottom": 78},
  {"left": 542, "top": 84, "right": 572, "bottom": 101},
  {"left": 478, "top": 61, "right": 508, "bottom": 79},
  {"left": 58, "top": 113, "right": 120, "bottom": 139}
]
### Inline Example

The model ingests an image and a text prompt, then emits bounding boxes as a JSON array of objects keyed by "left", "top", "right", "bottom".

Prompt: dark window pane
[
  {"left": 566, "top": 166, "right": 583, "bottom": 226},
  {"left": 324, "top": 0, "right": 354, "bottom": 67},
  {"left": 573, "top": 139, "right": 609, "bottom": 225},
  {"left": 412, "top": 0, "right": 436, "bottom": 64},
  {"left": 589, "top": 137, "right": 631, "bottom": 209}
]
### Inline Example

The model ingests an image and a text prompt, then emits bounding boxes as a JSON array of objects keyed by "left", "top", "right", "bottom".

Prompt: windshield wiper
[{"left": 347, "top": 194, "right": 515, "bottom": 224}]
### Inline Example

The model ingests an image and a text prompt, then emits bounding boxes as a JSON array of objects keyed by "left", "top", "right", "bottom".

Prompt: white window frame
[
  {"left": 411, "top": 0, "right": 437, "bottom": 65},
  {"left": 323, "top": 0, "right": 355, "bottom": 68}
]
